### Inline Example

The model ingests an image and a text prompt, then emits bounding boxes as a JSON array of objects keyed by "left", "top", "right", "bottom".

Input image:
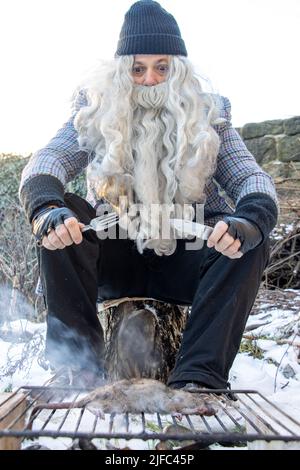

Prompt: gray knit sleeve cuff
[{"left": 19, "top": 175, "right": 65, "bottom": 223}]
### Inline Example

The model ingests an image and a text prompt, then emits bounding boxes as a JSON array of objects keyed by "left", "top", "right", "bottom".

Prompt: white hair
[{"left": 74, "top": 56, "right": 220, "bottom": 255}]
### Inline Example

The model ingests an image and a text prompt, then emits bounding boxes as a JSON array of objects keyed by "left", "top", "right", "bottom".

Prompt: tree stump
[{"left": 102, "top": 299, "right": 188, "bottom": 384}]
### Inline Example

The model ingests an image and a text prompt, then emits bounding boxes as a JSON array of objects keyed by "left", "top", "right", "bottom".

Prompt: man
[{"left": 19, "top": 0, "right": 278, "bottom": 391}]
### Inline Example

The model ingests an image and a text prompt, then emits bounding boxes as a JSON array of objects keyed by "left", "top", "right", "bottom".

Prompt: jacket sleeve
[
  {"left": 19, "top": 89, "right": 92, "bottom": 221},
  {"left": 213, "top": 96, "right": 279, "bottom": 239}
]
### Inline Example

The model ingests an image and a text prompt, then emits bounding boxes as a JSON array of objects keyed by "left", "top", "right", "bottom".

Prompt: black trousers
[{"left": 38, "top": 193, "right": 270, "bottom": 388}]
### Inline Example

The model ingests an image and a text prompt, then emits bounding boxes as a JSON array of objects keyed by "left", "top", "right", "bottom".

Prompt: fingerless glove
[{"left": 32, "top": 206, "right": 78, "bottom": 245}]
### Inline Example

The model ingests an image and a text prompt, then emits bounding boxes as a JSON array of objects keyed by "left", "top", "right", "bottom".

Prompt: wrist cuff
[
  {"left": 234, "top": 193, "right": 278, "bottom": 241},
  {"left": 19, "top": 175, "right": 65, "bottom": 223}
]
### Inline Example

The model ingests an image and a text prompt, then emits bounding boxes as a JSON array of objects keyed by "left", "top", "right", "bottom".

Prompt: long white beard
[
  {"left": 122, "top": 82, "right": 185, "bottom": 255},
  {"left": 84, "top": 79, "right": 219, "bottom": 256}
]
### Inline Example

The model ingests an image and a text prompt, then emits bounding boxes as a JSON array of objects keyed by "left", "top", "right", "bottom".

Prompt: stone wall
[{"left": 236, "top": 116, "right": 300, "bottom": 178}]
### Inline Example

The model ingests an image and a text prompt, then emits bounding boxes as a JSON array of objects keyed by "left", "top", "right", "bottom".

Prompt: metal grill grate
[{"left": 1, "top": 386, "right": 300, "bottom": 449}]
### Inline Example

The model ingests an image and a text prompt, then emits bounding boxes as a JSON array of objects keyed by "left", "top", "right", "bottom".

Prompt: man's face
[{"left": 132, "top": 55, "right": 170, "bottom": 86}]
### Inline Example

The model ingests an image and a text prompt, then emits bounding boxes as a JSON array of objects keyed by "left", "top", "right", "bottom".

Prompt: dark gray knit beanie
[{"left": 116, "top": 0, "right": 187, "bottom": 57}]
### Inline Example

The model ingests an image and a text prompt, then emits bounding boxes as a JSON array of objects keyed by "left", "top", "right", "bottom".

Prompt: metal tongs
[
  {"left": 81, "top": 212, "right": 119, "bottom": 232},
  {"left": 170, "top": 219, "right": 213, "bottom": 240}
]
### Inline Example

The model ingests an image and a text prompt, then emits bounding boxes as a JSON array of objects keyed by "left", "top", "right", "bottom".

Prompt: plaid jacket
[{"left": 20, "top": 91, "right": 278, "bottom": 225}]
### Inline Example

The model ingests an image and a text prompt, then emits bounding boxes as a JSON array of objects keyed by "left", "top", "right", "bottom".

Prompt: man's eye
[
  {"left": 132, "top": 66, "right": 145, "bottom": 75},
  {"left": 156, "top": 64, "right": 169, "bottom": 74}
]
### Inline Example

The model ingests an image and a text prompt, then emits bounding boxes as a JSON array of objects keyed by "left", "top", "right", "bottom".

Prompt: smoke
[
  {"left": 0, "top": 282, "right": 39, "bottom": 333},
  {"left": 45, "top": 315, "right": 106, "bottom": 382}
]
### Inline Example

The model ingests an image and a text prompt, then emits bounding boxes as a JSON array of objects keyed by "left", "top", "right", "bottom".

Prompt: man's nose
[{"left": 143, "top": 69, "right": 158, "bottom": 86}]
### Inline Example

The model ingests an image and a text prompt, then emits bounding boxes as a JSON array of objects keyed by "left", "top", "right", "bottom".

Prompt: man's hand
[
  {"left": 207, "top": 217, "right": 262, "bottom": 259},
  {"left": 32, "top": 206, "right": 85, "bottom": 250}
]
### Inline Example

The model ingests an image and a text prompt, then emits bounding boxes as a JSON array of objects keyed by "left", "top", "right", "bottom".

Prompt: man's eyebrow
[{"left": 133, "top": 58, "right": 169, "bottom": 65}]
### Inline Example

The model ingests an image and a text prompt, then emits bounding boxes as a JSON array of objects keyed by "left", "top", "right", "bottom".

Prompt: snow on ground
[{"left": 0, "top": 291, "right": 300, "bottom": 450}]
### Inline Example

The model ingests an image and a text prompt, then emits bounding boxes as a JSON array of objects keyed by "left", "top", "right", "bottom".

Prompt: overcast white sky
[{"left": 0, "top": 0, "right": 299, "bottom": 155}]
